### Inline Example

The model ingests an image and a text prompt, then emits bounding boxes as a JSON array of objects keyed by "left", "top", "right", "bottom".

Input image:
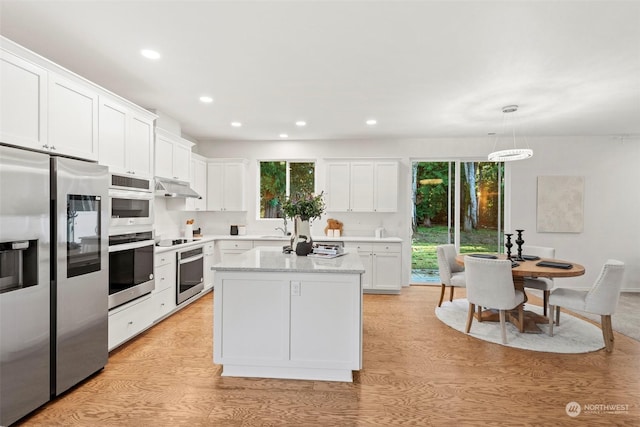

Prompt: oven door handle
[
  {"left": 109, "top": 240, "right": 155, "bottom": 253},
  {"left": 179, "top": 253, "right": 204, "bottom": 264}
]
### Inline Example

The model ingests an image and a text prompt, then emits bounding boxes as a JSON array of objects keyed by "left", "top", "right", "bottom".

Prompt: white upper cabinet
[
  {"left": 48, "top": 73, "right": 99, "bottom": 160},
  {"left": 128, "top": 115, "right": 154, "bottom": 177},
  {"left": 98, "top": 97, "right": 155, "bottom": 178},
  {"left": 373, "top": 161, "right": 399, "bottom": 212},
  {"left": 0, "top": 49, "right": 48, "bottom": 149},
  {"left": 2, "top": 46, "right": 99, "bottom": 161},
  {"left": 186, "top": 155, "right": 207, "bottom": 211},
  {"left": 98, "top": 99, "right": 127, "bottom": 169},
  {"left": 325, "top": 160, "right": 398, "bottom": 212},
  {"left": 349, "top": 161, "right": 375, "bottom": 211},
  {"left": 154, "top": 128, "right": 192, "bottom": 181},
  {"left": 206, "top": 160, "right": 246, "bottom": 211},
  {"left": 325, "top": 162, "right": 351, "bottom": 211}
]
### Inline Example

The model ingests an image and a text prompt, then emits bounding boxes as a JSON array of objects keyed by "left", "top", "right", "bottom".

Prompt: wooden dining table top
[{"left": 455, "top": 253, "right": 585, "bottom": 278}]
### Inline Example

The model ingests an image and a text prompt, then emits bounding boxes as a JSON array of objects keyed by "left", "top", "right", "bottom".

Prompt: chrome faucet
[{"left": 275, "top": 217, "right": 290, "bottom": 236}]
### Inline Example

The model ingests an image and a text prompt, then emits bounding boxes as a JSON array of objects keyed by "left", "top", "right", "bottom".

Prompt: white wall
[
  {"left": 509, "top": 136, "right": 640, "bottom": 291},
  {"left": 154, "top": 135, "right": 639, "bottom": 291}
]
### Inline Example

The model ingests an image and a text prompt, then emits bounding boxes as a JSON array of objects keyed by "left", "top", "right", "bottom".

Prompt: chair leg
[
  {"left": 465, "top": 303, "right": 475, "bottom": 333},
  {"left": 449, "top": 286, "right": 454, "bottom": 302},
  {"left": 499, "top": 309, "right": 507, "bottom": 344},
  {"left": 549, "top": 305, "right": 555, "bottom": 336},
  {"left": 601, "top": 315, "right": 614, "bottom": 352},
  {"left": 518, "top": 304, "right": 524, "bottom": 333},
  {"left": 438, "top": 284, "right": 446, "bottom": 307},
  {"left": 555, "top": 306, "right": 561, "bottom": 326},
  {"left": 543, "top": 290, "right": 549, "bottom": 317},
  {"left": 477, "top": 305, "right": 483, "bottom": 322}
]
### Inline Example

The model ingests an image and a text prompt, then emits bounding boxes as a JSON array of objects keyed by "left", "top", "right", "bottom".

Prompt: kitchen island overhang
[{"left": 212, "top": 246, "right": 365, "bottom": 382}]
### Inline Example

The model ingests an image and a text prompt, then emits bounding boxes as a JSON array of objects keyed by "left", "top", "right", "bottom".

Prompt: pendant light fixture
[{"left": 488, "top": 105, "right": 533, "bottom": 162}]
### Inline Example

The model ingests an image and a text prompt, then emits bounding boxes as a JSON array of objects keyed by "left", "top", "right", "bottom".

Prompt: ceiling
[{"left": 1, "top": 1, "right": 639, "bottom": 142}]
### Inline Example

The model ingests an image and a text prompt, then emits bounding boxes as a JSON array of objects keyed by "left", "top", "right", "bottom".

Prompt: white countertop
[
  {"left": 154, "top": 234, "right": 402, "bottom": 254},
  {"left": 211, "top": 234, "right": 403, "bottom": 243},
  {"left": 212, "top": 246, "right": 365, "bottom": 274},
  {"left": 154, "top": 236, "right": 215, "bottom": 254}
]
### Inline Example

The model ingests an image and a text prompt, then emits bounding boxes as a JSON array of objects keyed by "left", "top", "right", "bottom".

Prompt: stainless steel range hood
[{"left": 155, "top": 178, "right": 201, "bottom": 198}]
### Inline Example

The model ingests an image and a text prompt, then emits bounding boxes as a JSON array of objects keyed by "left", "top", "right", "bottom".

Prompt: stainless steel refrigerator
[{"left": 0, "top": 145, "right": 109, "bottom": 426}]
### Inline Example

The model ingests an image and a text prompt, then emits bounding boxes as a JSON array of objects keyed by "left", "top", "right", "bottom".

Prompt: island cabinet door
[
  {"left": 215, "top": 277, "right": 290, "bottom": 363},
  {"left": 289, "top": 275, "right": 362, "bottom": 369}
]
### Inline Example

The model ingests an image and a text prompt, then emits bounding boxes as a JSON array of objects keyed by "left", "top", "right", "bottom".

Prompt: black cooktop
[{"left": 156, "top": 239, "right": 191, "bottom": 247}]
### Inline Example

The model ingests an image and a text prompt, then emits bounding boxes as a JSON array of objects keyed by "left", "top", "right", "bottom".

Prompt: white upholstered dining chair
[
  {"left": 521, "top": 245, "right": 555, "bottom": 317},
  {"left": 464, "top": 256, "right": 525, "bottom": 344},
  {"left": 548, "top": 259, "right": 625, "bottom": 352},
  {"left": 436, "top": 244, "right": 466, "bottom": 307}
]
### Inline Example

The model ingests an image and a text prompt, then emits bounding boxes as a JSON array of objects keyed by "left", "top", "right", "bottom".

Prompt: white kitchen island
[{"left": 211, "top": 246, "right": 365, "bottom": 382}]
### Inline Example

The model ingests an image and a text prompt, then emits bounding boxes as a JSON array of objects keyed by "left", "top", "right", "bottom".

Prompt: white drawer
[
  {"left": 108, "top": 295, "right": 153, "bottom": 350},
  {"left": 153, "top": 287, "right": 176, "bottom": 320},
  {"left": 372, "top": 243, "right": 401, "bottom": 253},
  {"left": 218, "top": 240, "right": 253, "bottom": 250},
  {"left": 345, "top": 242, "right": 373, "bottom": 253},
  {"left": 155, "top": 252, "right": 174, "bottom": 267},
  {"left": 203, "top": 242, "right": 215, "bottom": 255},
  {"left": 154, "top": 262, "right": 175, "bottom": 293}
]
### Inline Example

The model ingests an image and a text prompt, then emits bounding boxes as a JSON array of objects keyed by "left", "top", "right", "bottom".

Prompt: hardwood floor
[{"left": 17, "top": 287, "right": 639, "bottom": 426}]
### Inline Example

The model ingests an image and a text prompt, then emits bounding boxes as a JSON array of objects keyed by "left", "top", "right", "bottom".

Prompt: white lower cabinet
[
  {"left": 153, "top": 254, "right": 177, "bottom": 319},
  {"left": 214, "top": 271, "right": 362, "bottom": 381},
  {"left": 345, "top": 242, "right": 401, "bottom": 293},
  {"left": 154, "top": 254, "right": 176, "bottom": 292},
  {"left": 216, "top": 240, "right": 253, "bottom": 264},
  {"left": 108, "top": 295, "right": 154, "bottom": 351},
  {"left": 203, "top": 242, "right": 215, "bottom": 290}
]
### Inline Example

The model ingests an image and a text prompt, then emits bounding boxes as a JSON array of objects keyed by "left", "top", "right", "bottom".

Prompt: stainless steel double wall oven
[{"left": 108, "top": 174, "right": 155, "bottom": 309}]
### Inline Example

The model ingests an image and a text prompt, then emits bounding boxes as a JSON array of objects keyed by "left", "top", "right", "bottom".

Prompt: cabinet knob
[
  {"left": 50, "top": 145, "right": 56, "bottom": 150},
  {"left": 42, "top": 144, "right": 49, "bottom": 149},
  {"left": 128, "top": 321, "right": 133, "bottom": 325},
  {"left": 160, "top": 277, "right": 165, "bottom": 281}
]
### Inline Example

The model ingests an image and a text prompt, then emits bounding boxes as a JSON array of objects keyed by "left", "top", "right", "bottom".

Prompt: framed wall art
[{"left": 536, "top": 176, "right": 584, "bottom": 233}]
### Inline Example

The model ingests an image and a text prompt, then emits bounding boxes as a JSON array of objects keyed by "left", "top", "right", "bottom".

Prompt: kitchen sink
[{"left": 259, "top": 235, "right": 289, "bottom": 239}]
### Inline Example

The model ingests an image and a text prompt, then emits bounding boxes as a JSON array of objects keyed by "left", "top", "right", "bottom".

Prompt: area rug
[{"left": 435, "top": 299, "right": 605, "bottom": 353}]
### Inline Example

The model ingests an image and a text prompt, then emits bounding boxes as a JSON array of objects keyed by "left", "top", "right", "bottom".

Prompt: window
[{"left": 259, "top": 161, "right": 315, "bottom": 218}]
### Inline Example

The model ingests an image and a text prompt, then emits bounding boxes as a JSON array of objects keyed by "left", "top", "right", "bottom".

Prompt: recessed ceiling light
[
  {"left": 295, "top": 121, "right": 306, "bottom": 127},
  {"left": 231, "top": 122, "right": 242, "bottom": 127},
  {"left": 279, "top": 134, "right": 289, "bottom": 138},
  {"left": 199, "top": 96, "right": 213, "bottom": 103},
  {"left": 366, "top": 119, "right": 377, "bottom": 126},
  {"left": 140, "top": 49, "right": 161, "bottom": 60}
]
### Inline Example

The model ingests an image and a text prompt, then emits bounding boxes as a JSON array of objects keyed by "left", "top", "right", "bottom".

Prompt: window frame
[{"left": 256, "top": 159, "right": 318, "bottom": 221}]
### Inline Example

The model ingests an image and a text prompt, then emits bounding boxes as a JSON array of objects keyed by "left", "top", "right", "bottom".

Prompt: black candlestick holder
[
  {"left": 515, "top": 229, "right": 525, "bottom": 261},
  {"left": 505, "top": 233, "right": 513, "bottom": 260}
]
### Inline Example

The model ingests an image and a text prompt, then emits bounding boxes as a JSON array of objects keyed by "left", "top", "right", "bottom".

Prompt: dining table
[{"left": 455, "top": 253, "right": 585, "bottom": 333}]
